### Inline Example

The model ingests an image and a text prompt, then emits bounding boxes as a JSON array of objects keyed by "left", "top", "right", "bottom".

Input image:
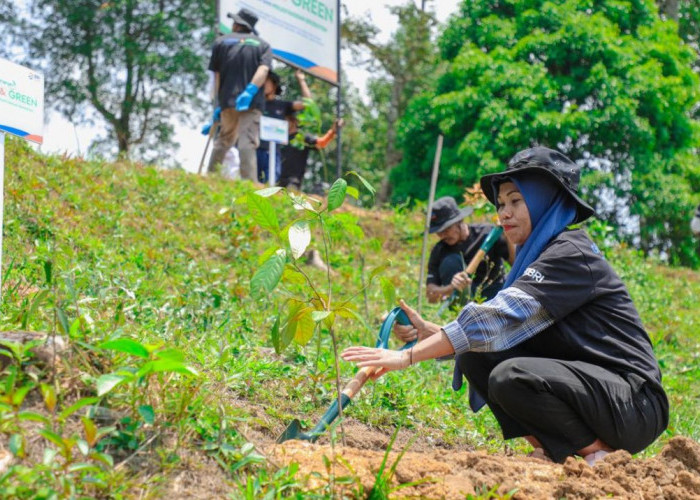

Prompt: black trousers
[{"left": 456, "top": 352, "right": 668, "bottom": 462}]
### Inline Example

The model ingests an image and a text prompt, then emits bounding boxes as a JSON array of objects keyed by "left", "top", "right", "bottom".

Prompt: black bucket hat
[
  {"left": 228, "top": 8, "right": 259, "bottom": 35},
  {"left": 480, "top": 146, "right": 595, "bottom": 224},
  {"left": 429, "top": 197, "right": 474, "bottom": 233}
]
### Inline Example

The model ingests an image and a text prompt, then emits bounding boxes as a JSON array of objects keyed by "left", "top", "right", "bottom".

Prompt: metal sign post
[
  {"left": 417, "top": 135, "right": 443, "bottom": 314},
  {"left": 260, "top": 116, "right": 288, "bottom": 186}
]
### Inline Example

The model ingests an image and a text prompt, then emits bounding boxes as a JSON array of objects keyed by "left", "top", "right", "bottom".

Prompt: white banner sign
[
  {"left": 260, "top": 116, "right": 289, "bottom": 144},
  {"left": 0, "top": 58, "right": 45, "bottom": 144},
  {"left": 219, "top": 0, "right": 338, "bottom": 85}
]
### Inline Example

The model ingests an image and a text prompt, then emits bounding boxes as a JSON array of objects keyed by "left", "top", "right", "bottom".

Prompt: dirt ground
[{"left": 267, "top": 426, "right": 700, "bottom": 499}]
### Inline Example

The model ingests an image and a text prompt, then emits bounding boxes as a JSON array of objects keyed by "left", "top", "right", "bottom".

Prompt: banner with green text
[{"left": 219, "top": 0, "right": 339, "bottom": 85}]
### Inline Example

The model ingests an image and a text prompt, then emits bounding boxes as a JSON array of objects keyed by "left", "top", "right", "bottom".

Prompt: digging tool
[
  {"left": 197, "top": 121, "right": 219, "bottom": 175},
  {"left": 437, "top": 225, "right": 505, "bottom": 317},
  {"left": 276, "top": 307, "right": 415, "bottom": 444}
]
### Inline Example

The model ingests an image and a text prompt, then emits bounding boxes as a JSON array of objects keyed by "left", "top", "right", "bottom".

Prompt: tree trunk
[
  {"left": 377, "top": 82, "right": 403, "bottom": 204},
  {"left": 659, "top": 0, "right": 679, "bottom": 21}
]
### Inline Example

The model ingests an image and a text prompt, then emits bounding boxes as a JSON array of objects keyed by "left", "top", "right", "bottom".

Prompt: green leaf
[
  {"left": 327, "top": 178, "right": 347, "bottom": 212},
  {"left": 99, "top": 338, "right": 149, "bottom": 358},
  {"left": 9, "top": 434, "right": 24, "bottom": 457},
  {"left": 89, "top": 451, "right": 114, "bottom": 467},
  {"left": 82, "top": 417, "right": 97, "bottom": 447},
  {"left": 38, "top": 428, "right": 66, "bottom": 450},
  {"left": 22, "top": 289, "right": 50, "bottom": 329},
  {"left": 17, "top": 411, "right": 50, "bottom": 424},
  {"left": 290, "top": 192, "right": 317, "bottom": 212},
  {"left": 138, "top": 405, "right": 155, "bottom": 425},
  {"left": 247, "top": 193, "right": 279, "bottom": 232},
  {"left": 270, "top": 314, "right": 281, "bottom": 354},
  {"left": 293, "top": 308, "right": 316, "bottom": 345},
  {"left": 59, "top": 397, "right": 100, "bottom": 422},
  {"left": 250, "top": 250, "right": 286, "bottom": 298},
  {"left": 347, "top": 171, "right": 376, "bottom": 196},
  {"left": 336, "top": 307, "right": 370, "bottom": 331},
  {"left": 96, "top": 373, "right": 129, "bottom": 397},
  {"left": 151, "top": 359, "right": 199, "bottom": 377},
  {"left": 255, "top": 186, "right": 283, "bottom": 197},
  {"left": 154, "top": 348, "right": 184, "bottom": 362},
  {"left": 12, "top": 384, "right": 34, "bottom": 407},
  {"left": 281, "top": 300, "right": 304, "bottom": 351},
  {"left": 369, "top": 261, "right": 391, "bottom": 282},
  {"left": 68, "top": 462, "right": 100, "bottom": 473},
  {"left": 380, "top": 277, "right": 397, "bottom": 312},
  {"left": 311, "top": 311, "right": 331, "bottom": 322},
  {"left": 56, "top": 307, "right": 70, "bottom": 336},
  {"left": 76, "top": 439, "right": 90, "bottom": 456},
  {"left": 288, "top": 220, "right": 311, "bottom": 260},
  {"left": 346, "top": 186, "right": 359, "bottom": 199}
]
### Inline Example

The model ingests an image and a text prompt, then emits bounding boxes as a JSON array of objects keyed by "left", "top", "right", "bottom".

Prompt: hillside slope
[{"left": 1, "top": 137, "right": 699, "bottom": 498}]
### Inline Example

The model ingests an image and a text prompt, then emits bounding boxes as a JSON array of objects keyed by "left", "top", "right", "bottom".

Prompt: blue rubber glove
[
  {"left": 201, "top": 123, "right": 212, "bottom": 135},
  {"left": 212, "top": 106, "right": 221, "bottom": 122},
  {"left": 235, "top": 83, "right": 259, "bottom": 111}
]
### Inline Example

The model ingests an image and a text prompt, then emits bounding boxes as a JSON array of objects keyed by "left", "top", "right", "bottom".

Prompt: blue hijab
[{"left": 501, "top": 174, "right": 577, "bottom": 288}]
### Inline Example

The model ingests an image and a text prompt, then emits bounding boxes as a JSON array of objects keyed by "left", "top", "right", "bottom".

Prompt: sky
[{"left": 32, "top": 0, "right": 462, "bottom": 173}]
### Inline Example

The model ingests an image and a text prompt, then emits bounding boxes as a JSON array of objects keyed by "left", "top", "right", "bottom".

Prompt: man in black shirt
[
  {"left": 207, "top": 8, "right": 272, "bottom": 180},
  {"left": 426, "top": 196, "right": 514, "bottom": 303}
]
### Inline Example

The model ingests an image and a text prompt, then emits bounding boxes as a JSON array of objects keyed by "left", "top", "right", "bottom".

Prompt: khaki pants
[{"left": 207, "top": 108, "right": 261, "bottom": 180}]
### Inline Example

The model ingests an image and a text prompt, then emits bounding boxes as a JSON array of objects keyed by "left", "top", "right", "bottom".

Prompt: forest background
[{"left": 1, "top": 0, "right": 699, "bottom": 266}]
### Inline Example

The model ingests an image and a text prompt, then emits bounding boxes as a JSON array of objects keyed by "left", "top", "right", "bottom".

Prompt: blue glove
[
  {"left": 201, "top": 123, "right": 212, "bottom": 135},
  {"left": 235, "top": 83, "right": 259, "bottom": 111},
  {"left": 212, "top": 106, "right": 221, "bottom": 122}
]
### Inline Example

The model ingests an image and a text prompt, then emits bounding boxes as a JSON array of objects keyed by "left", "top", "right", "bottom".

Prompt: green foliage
[
  {"left": 394, "top": 0, "right": 700, "bottom": 266},
  {"left": 343, "top": 2, "right": 440, "bottom": 202},
  {"left": 23, "top": 0, "right": 214, "bottom": 164}
]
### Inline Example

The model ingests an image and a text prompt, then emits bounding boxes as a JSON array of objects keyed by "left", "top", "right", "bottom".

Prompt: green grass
[{"left": 0, "top": 136, "right": 698, "bottom": 497}]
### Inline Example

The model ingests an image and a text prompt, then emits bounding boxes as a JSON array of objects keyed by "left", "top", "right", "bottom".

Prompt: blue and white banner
[{"left": 219, "top": 0, "right": 339, "bottom": 85}]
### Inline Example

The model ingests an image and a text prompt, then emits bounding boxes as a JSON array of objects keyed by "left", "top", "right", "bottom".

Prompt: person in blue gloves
[{"left": 206, "top": 8, "right": 272, "bottom": 180}]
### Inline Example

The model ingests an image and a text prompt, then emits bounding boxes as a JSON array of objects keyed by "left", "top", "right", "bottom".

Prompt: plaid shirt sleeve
[{"left": 442, "top": 287, "right": 554, "bottom": 353}]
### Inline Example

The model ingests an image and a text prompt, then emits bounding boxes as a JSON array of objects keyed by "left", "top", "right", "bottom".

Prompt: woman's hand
[
  {"left": 392, "top": 299, "right": 441, "bottom": 343},
  {"left": 341, "top": 346, "right": 410, "bottom": 379}
]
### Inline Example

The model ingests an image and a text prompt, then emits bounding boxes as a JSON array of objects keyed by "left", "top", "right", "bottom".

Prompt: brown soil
[{"left": 266, "top": 432, "right": 700, "bottom": 499}]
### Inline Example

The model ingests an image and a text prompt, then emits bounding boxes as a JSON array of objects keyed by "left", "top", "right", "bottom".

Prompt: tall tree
[
  {"left": 394, "top": 0, "right": 700, "bottom": 266},
  {"left": 342, "top": 3, "right": 438, "bottom": 204},
  {"left": 26, "top": 0, "right": 214, "bottom": 164}
]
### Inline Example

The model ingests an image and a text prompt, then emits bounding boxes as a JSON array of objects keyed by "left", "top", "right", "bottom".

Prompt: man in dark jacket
[{"left": 426, "top": 196, "right": 514, "bottom": 303}]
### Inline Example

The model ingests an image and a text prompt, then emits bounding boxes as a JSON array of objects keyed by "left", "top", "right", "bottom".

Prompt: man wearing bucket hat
[
  {"left": 343, "top": 146, "right": 668, "bottom": 466},
  {"left": 426, "top": 196, "right": 513, "bottom": 304},
  {"left": 207, "top": 8, "right": 272, "bottom": 180},
  {"left": 257, "top": 69, "right": 311, "bottom": 183}
]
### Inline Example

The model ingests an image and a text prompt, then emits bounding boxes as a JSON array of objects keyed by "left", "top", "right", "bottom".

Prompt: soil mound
[{"left": 271, "top": 435, "right": 700, "bottom": 499}]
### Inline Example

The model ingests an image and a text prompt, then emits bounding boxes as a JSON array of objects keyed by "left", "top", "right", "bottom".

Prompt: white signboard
[
  {"left": 0, "top": 58, "right": 45, "bottom": 144},
  {"left": 260, "top": 116, "right": 289, "bottom": 144},
  {"left": 219, "top": 0, "right": 339, "bottom": 85}
]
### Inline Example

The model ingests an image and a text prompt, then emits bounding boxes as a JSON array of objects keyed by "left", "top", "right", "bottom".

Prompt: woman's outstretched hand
[
  {"left": 340, "top": 346, "right": 410, "bottom": 379},
  {"left": 393, "top": 299, "right": 441, "bottom": 343}
]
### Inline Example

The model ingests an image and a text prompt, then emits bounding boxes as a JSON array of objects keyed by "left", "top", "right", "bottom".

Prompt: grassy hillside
[{"left": 0, "top": 136, "right": 698, "bottom": 498}]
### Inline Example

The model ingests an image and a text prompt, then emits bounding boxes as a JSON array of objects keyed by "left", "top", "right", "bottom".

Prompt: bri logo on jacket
[{"left": 523, "top": 267, "right": 545, "bottom": 283}]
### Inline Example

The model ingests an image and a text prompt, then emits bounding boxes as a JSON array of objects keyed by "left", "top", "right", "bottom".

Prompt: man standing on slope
[{"left": 207, "top": 8, "right": 272, "bottom": 180}]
